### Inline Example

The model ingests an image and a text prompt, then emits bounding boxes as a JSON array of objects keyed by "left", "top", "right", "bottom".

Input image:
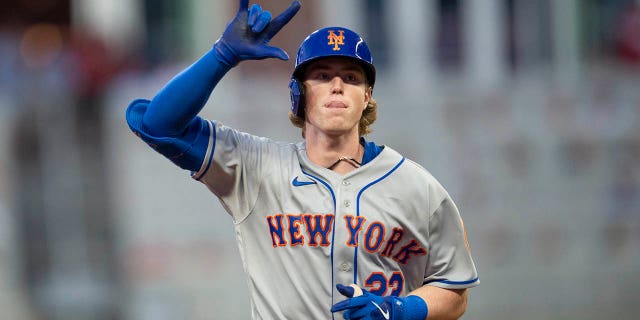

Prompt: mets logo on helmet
[{"left": 327, "top": 29, "right": 345, "bottom": 51}]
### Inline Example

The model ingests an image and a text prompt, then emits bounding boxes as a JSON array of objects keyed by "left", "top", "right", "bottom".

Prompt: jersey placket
[{"left": 332, "top": 178, "right": 358, "bottom": 287}]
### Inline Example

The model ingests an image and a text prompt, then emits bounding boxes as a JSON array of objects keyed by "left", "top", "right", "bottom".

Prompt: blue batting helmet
[{"left": 289, "top": 27, "right": 376, "bottom": 117}]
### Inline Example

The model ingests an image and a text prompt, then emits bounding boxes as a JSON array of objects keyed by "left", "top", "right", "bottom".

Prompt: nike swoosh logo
[
  {"left": 292, "top": 176, "right": 317, "bottom": 187},
  {"left": 371, "top": 301, "right": 389, "bottom": 319}
]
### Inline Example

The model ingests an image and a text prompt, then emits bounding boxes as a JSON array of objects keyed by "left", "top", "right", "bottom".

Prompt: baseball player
[{"left": 126, "top": 1, "right": 479, "bottom": 319}]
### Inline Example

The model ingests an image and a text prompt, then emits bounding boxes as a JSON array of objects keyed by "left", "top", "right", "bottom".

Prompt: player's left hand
[
  {"left": 331, "top": 284, "right": 428, "bottom": 320},
  {"left": 331, "top": 284, "right": 396, "bottom": 320}
]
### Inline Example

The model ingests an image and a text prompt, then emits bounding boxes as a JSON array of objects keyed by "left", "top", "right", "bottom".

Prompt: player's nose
[{"left": 330, "top": 76, "right": 344, "bottom": 94}]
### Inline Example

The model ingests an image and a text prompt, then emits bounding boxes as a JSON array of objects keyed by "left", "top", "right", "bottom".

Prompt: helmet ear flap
[{"left": 289, "top": 78, "right": 305, "bottom": 118}]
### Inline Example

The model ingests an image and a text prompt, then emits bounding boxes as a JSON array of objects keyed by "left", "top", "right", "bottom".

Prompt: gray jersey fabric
[{"left": 192, "top": 121, "right": 479, "bottom": 320}]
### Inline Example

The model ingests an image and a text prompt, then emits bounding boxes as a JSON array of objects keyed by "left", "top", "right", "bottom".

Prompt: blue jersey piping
[{"left": 353, "top": 157, "right": 406, "bottom": 283}]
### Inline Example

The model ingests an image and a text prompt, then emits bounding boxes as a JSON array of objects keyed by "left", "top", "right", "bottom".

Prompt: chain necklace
[
  {"left": 326, "top": 144, "right": 363, "bottom": 169},
  {"left": 327, "top": 156, "right": 362, "bottom": 169}
]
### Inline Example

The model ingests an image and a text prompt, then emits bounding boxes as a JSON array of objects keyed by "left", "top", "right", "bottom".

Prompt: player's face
[{"left": 302, "top": 57, "right": 371, "bottom": 138}]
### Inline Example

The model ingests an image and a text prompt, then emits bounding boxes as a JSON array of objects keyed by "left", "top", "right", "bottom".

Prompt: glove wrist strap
[
  {"left": 213, "top": 39, "right": 240, "bottom": 67},
  {"left": 390, "top": 295, "right": 428, "bottom": 320}
]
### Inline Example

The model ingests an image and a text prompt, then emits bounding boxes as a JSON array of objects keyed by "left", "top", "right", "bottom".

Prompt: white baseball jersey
[{"left": 190, "top": 120, "right": 479, "bottom": 320}]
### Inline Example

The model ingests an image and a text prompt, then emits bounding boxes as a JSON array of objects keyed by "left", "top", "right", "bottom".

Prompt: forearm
[
  {"left": 140, "top": 0, "right": 300, "bottom": 138},
  {"left": 408, "top": 286, "right": 468, "bottom": 320},
  {"left": 142, "top": 49, "right": 231, "bottom": 137}
]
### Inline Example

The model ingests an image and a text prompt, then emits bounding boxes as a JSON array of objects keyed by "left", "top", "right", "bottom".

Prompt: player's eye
[
  {"left": 306, "top": 70, "right": 330, "bottom": 81},
  {"left": 317, "top": 72, "right": 330, "bottom": 80},
  {"left": 344, "top": 73, "right": 363, "bottom": 84}
]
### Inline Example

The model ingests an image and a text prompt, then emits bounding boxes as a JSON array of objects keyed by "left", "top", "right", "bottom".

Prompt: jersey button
[
  {"left": 339, "top": 262, "right": 352, "bottom": 272},
  {"left": 342, "top": 180, "right": 350, "bottom": 186},
  {"left": 344, "top": 200, "right": 351, "bottom": 207}
]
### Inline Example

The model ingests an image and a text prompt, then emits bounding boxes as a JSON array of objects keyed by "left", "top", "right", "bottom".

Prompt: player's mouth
[{"left": 325, "top": 101, "right": 347, "bottom": 109}]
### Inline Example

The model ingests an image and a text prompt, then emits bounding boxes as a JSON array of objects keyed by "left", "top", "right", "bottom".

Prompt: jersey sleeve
[
  {"left": 423, "top": 196, "right": 479, "bottom": 289},
  {"left": 193, "top": 121, "right": 277, "bottom": 223},
  {"left": 126, "top": 98, "right": 211, "bottom": 171}
]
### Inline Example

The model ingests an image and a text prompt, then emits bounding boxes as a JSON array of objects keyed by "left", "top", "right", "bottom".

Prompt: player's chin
[
  {"left": 323, "top": 111, "right": 359, "bottom": 123},
  {"left": 309, "top": 116, "right": 359, "bottom": 136},
  {"left": 322, "top": 125, "right": 358, "bottom": 138}
]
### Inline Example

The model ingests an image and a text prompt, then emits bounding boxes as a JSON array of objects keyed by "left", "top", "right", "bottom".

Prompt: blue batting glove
[
  {"left": 331, "top": 284, "right": 428, "bottom": 320},
  {"left": 214, "top": 0, "right": 301, "bottom": 67}
]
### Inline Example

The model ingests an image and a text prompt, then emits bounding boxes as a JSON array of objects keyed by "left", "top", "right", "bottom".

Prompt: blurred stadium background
[{"left": 1, "top": 0, "right": 639, "bottom": 319}]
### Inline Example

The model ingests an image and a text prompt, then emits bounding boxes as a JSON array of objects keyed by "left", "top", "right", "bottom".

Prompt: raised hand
[{"left": 214, "top": 0, "right": 301, "bottom": 67}]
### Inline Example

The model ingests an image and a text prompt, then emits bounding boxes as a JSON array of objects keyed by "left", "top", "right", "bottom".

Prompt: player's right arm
[{"left": 125, "top": 0, "right": 300, "bottom": 171}]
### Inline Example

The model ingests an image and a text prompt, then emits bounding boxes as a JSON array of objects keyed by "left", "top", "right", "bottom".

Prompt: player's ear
[{"left": 364, "top": 86, "right": 372, "bottom": 106}]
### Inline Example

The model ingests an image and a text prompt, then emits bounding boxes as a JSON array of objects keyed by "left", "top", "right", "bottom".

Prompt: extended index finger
[
  {"left": 238, "top": 0, "right": 249, "bottom": 13},
  {"left": 264, "top": 0, "right": 301, "bottom": 38}
]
